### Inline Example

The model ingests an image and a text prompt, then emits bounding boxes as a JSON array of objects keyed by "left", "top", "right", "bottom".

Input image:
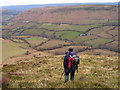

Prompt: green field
[
  {"left": 37, "top": 40, "right": 70, "bottom": 50},
  {"left": 24, "top": 22, "right": 37, "bottom": 28},
  {"left": 22, "top": 29, "right": 44, "bottom": 35},
  {"left": 55, "top": 31, "right": 66, "bottom": 38},
  {"left": 73, "top": 35, "right": 98, "bottom": 43},
  {"left": 102, "top": 26, "right": 115, "bottom": 30},
  {"left": 24, "top": 37, "right": 48, "bottom": 46},
  {"left": 88, "top": 28, "right": 105, "bottom": 35},
  {"left": 45, "top": 45, "right": 88, "bottom": 55},
  {"left": 2, "top": 41, "right": 30, "bottom": 61},
  {"left": 44, "top": 31, "right": 54, "bottom": 36},
  {"left": 97, "top": 31, "right": 113, "bottom": 39},
  {"left": 7, "top": 22, "right": 16, "bottom": 26},
  {"left": 61, "top": 31, "right": 82, "bottom": 40},
  {"left": 25, "top": 37, "right": 47, "bottom": 40},
  {"left": 12, "top": 39, "right": 24, "bottom": 43},
  {"left": 105, "top": 41, "right": 118, "bottom": 50},
  {"left": 108, "top": 29, "right": 118, "bottom": 36},
  {"left": 79, "top": 49, "right": 117, "bottom": 56},
  {"left": 37, "top": 23, "right": 102, "bottom": 32},
  {"left": 84, "top": 38, "right": 113, "bottom": 47},
  {"left": 78, "top": 20, "right": 107, "bottom": 24}
]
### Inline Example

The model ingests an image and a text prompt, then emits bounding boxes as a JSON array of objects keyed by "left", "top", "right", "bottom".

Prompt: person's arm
[
  {"left": 63, "top": 54, "right": 68, "bottom": 69},
  {"left": 78, "top": 58, "right": 79, "bottom": 64}
]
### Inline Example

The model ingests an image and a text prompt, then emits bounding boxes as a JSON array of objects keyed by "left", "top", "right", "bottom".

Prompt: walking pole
[
  {"left": 77, "top": 68, "right": 78, "bottom": 73},
  {"left": 60, "top": 70, "right": 65, "bottom": 80}
]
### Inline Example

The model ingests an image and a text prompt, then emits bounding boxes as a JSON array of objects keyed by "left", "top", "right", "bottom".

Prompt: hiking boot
[
  {"left": 71, "top": 77, "right": 74, "bottom": 80},
  {"left": 64, "top": 80, "right": 68, "bottom": 83},
  {"left": 65, "top": 75, "right": 68, "bottom": 83}
]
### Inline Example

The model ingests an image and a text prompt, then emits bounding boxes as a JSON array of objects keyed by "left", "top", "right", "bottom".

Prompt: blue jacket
[{"left": 64, "top": 52, "right": 75, "bottom": 72}]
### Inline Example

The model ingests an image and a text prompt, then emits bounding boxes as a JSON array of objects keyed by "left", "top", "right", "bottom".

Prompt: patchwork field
[{"left": 2, "top": 21, "right": 118, "bottom": 61}]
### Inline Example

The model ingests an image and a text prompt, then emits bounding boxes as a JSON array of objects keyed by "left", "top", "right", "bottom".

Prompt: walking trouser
[{"left": 65, "top": 70, "right": 75, "bottom": 81}]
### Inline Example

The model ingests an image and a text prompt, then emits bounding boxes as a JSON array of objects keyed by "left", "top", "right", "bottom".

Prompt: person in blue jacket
[{"left": 64, "top": 47, "right": 75, "bottom": 83}]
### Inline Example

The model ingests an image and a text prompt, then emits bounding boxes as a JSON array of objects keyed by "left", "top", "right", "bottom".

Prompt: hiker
[{"left": 63, "top": 47, "right": 79, "bottom": 83}]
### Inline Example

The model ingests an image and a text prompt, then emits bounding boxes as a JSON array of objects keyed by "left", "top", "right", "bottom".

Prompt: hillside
[
  {"left": 2, "top": 5, "right": 118, "bottom": 61},
  {"left": 2, "top": 54, "right": 118, "bottom": 88},
  {"left": 12, "top": 5, "right": 118, "bottom": 24}
]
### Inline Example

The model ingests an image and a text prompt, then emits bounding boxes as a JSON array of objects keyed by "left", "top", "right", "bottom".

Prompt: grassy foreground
[{"left": 2, "top": 54, "right": 118, "bottom": 88}]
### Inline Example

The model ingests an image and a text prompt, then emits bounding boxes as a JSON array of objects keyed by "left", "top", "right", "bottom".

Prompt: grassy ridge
[{"left": 2, "top": 54, "right": 118, "bottom": 88}]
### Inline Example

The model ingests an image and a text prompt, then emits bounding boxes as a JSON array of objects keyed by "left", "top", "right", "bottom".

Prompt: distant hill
[
  {"left": 2, "top": 9, "right": 20, "bottom": 15},
  {"left": 2, "top": 9, "right": 20, "bottom": 22},
  {"left": 12, "top": 5, "right": 118, "bottom": 24},
  {"left": 2, "top": 2, "right": 118, "bottom": 12}
]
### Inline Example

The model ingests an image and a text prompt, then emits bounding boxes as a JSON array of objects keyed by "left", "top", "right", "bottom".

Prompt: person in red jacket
[{"left": 64, "top": 47, "right": 76, "bottom": 83}]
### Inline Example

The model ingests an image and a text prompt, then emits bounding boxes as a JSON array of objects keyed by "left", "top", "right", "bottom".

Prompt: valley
[{"left": 1, "top": 4, "right": 119, "bottom": 88}]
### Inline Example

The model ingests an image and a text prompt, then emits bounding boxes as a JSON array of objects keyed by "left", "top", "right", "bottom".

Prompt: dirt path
[{"left": 2, "top": 51, "right": 52, "bottom": 65}]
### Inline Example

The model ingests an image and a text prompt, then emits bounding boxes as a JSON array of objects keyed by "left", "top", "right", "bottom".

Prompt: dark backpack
[{"left": 68, "top": 54, "right": 79, "bottom": 71}]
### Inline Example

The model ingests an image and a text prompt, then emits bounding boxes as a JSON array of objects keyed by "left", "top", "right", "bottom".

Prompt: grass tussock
[{"left": 2, "top": 54, "right": 118, "bottom": 88}]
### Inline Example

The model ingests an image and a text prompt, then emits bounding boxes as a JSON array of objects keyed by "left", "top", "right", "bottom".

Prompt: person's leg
[
  {"left": 65, "top": 71, "right": 69, "bottom": 83},
  {"left": 70, "top": 70, "right": 75, "bottom": 80}
]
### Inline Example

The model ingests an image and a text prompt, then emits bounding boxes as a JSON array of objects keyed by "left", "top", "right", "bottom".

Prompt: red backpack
[{"left": 68, "top": 54, "right": 79, "bottom": 71}]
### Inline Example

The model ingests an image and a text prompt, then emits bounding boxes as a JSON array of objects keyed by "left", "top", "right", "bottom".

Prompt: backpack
[{"left": 68, "top": 54, "right": 79, "bottom": 71}]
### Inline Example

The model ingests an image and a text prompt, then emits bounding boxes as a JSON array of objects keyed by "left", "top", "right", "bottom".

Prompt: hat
[
  {"left": 68, "top": 46, "right": 73, "bottom": 49},
  {"left": 68, "top": 46, "right": 73, "bottom": 51}
]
